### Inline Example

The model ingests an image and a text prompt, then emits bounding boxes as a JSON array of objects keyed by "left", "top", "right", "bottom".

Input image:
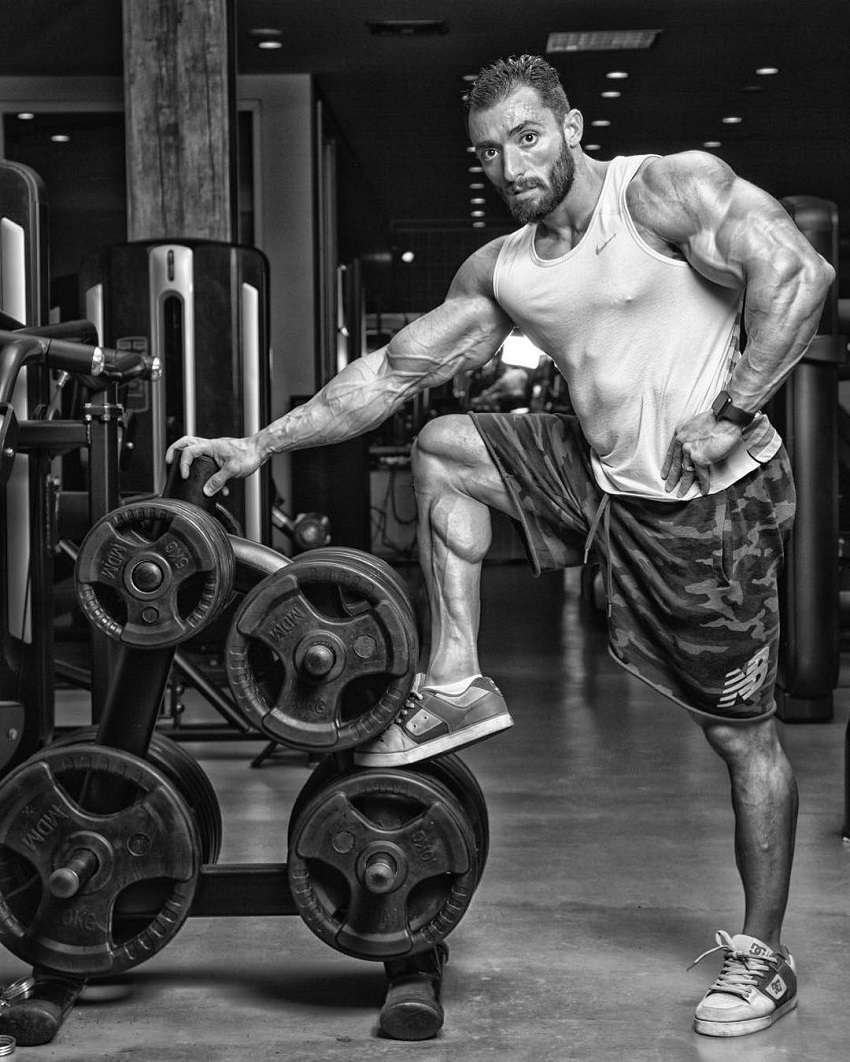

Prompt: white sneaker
[
  {"left": 692, "top": 931, "right": 797, "bottom": 1037},
  {"left": 353, "top": 675, "right": 513, "bottom": 767}
]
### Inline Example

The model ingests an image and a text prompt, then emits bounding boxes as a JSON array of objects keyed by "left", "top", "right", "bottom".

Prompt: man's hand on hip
[{"left": 662, "top": 412, "right": 743, "bottom": 497}]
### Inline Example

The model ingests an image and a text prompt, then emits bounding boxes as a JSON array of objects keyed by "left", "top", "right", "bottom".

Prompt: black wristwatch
[{"left": 711, "top": 390, "right": 756, "bottom": 429}]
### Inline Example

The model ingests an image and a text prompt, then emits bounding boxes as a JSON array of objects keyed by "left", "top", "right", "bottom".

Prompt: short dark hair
[{"left": 463, "top": 55, "right": 570, "bottom": 123}]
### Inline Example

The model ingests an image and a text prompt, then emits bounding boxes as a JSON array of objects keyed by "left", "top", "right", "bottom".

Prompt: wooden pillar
[{"left": 122, "top": 0, "right": 238, "bottom": 241}]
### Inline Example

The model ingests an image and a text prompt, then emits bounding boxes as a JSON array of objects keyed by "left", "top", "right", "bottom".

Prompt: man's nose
[{"left": 501, "top": 145, "right": 524, "bottom": 184}]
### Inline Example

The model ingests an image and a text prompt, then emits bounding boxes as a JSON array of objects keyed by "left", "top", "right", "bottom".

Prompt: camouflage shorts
[{"left": 471, "top": 412, "right": 796, "bottom": 723}]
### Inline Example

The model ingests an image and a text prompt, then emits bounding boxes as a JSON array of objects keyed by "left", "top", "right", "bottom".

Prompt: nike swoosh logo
[{"left": 595, "top": 234, "right": 617, "bottom": 255}]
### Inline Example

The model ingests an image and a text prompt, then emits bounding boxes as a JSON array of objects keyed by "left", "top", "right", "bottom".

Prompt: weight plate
[
  {"left": 288, "top": 753, "right": 489, "bottom": 883},
  {"left": 225, "top": 553, "right": 418, "bottom": 751},
  {"left": 288, "top": 768, "right": 479, "bottom": 961},
  {"left": 75, "top": 498, "right": 235, "bottom": 648},
  {"left": 0, "top": 744, "right": 202, "bottom": 977},
  {"left": 49, "top": 728, "right": 222, "bottom": 865}
]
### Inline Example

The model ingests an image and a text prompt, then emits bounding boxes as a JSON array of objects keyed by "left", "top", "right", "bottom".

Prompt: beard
[{"left": 502, "top": 138, "right": 575, "bottom": 224}]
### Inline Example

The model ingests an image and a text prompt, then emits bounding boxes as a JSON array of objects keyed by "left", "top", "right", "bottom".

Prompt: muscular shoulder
[
  {"left": 446, "top": 234, "right": 512, "bottom": 300},
  {"left": 628, "top": 151, "right": 751, "bottom": 243}
]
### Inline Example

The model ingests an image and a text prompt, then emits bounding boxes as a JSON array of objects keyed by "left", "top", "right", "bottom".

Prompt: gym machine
[
  {"left": 0, "top": 457, "right": 489, "bottom": 1045},
  {"left": 772, "top": 196, "right": 843, "bottom": 723}
]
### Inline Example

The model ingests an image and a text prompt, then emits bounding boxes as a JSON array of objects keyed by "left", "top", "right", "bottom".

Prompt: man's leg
[
  {"left": 700, "top": 715, "right": 798, "bottom": 946},
  {"left": 693, "top": 714, "right": 799, "bottom": 1036},
  {"left": 354, "top": 414, "right": 516, "bottom": 767},
  {"left": 412, "top": 415, "right": 516, "bottom": 684}
]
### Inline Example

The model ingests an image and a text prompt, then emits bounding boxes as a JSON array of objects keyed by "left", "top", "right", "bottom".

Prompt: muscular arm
[
  {"left": 167, "top": 239, "right": 514, "bottom": 493},
  {"left": 633, "top": 152, "right": 835, "bottom": 493},
  {"left": 258, "top": 243, "right": 512, "bottom": 453},
  {"left": 636, "top": 151, "right": 835, "bottom": 410}
]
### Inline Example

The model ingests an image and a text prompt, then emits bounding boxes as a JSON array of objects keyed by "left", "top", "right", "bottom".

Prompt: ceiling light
[
  {"left": 601, "top": 91, "right": 621, "bottom": 99},
  {"left": 469, "top": 166, "right": 483, "bottom": 173},
  {"left": 721, "top": 116, "right": 742, "bottom": 124},
  {"left": 606, "top": 71, "right": 629, "bottom": 80},
  {"left": 466, "top": 146, "right": 477, "bottom": 154},
  {"left": 756, "top": 66, "right": 779, "bottom": 75},
  {"left": 470, "top": 182, "right": 485, "bottom": 189},
  {"left": 17, "top": 112, "right": 34, "bottom": 120},
  {"left": 584, "top": 143, "right": 601, "bottom": 151},
  {"left": 473, "top": 221, "right": 486, "bottom": 228},
  {"left": 547, "top": 30, "right": 660, "bottom": 52},
  {"left": 462, "top": 74, "right": 477, "bottom": 82},
  {"left": 591, "top": 120, "right": 611, "bottom": 127},
  {"left": 249, "top": 27, "right": 282, "bottom": 48},
  {"left": 703, "top": 140, "right": 722, "bottom": 148},
  {"left": 51, "top": 134, "right": 70, "bottom": 143},
  {"left": 400, "top": 251, "right": 415, "bottom": 264},
  {"left": 471, "top": 210, "right": 485, "bottom": 217},
  {"left": 470, "top": 198, "right": 485, "bottom": 205}
]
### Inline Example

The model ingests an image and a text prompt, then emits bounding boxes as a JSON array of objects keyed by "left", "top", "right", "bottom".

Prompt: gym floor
[{"left": 4, "top": 563, "right": 849, "bottom": 1061}]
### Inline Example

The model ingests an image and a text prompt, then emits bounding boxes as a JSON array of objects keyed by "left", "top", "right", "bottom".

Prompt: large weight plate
[
  {"left": 0, "top": 744, "right": 202, "bottom": 977},
  {"left": 288, "top": 753, "right": 489, "bottom": 883},
  {"left": 225, "top": 553, "right": 418, "bottom": 751},
  {"left": 50, "top": 728, "right": 222, "bottom": 865},
  {"left": 75, "top": 498, "right": 235, "bottom": 648},
  {"left": 288, "top": 768, "right": 480, "bottom": 961}
]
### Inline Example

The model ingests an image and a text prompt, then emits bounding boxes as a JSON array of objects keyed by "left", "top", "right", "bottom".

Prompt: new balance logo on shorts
[{"left": 717, "top": 646, "right": 770, "bottom": 709}]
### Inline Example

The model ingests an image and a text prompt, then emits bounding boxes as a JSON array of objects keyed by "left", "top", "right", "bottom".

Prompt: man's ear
[{"left": 564, "top": 108, "right": 584, "bottom": 147}]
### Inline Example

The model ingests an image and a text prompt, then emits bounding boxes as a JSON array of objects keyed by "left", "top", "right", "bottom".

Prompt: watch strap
[{"left": 711, "top": 389, "right": 756, "bottom": 428}]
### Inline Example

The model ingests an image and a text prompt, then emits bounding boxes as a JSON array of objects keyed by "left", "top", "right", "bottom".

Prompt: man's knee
[
  {"left": 699, "top": 715, "right": 785, "bottom": 767},
  {"left": 414, "top": 415, "right": 480, "bottom": 466}
]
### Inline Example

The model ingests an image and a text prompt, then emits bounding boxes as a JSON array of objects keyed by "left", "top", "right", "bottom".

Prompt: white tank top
[{"left": 492, "top": 154, "right": 780, "bottom": 500}]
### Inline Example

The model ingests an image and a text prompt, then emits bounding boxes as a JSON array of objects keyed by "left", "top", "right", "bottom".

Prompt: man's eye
[
  {"left": 521, "top": 132, "right": 538, "bottom": 146},
  {"left": 480, "top": 148, "right": 497, "bottom": 161}
]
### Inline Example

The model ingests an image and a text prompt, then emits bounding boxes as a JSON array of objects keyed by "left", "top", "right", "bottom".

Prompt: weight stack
[{"left": 79, "top": 240, "right": 272, "bottom": 543}]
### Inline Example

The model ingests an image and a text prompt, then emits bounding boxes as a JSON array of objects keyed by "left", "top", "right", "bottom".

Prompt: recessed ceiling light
[
  {"left": 462, "top": 74, "right": 477, "bottom": 82},
  {"left": 471, "top": 210, "right": 485, "bottom": 217},
  {"left": 601, "top": 91, "right": 621, "bottom": 99},
  {"left": 470, "top": 182, "right": 485, "bottom": 189},
  {"left": 721, "top": 116, "right": 742, "bottom": 124},
  {"left": 51, "top": 134, "right": 70, "bottom": 143},
  {"left": 249, "top": 27, "right": 282, "bottom": 48},
  {"left": 756, "top": 66, "right": 779, "bottom": 75},
  {"left": 466, "top": 146, "right": 477, "bottom": 154},
  {"left": 606, "top": 71, "right": 629, "bottom": 80},
  {"left": 468, "top": 165, "right": 483, "bottom": 173},
  {"left": 258, "top": 40, "right": 282, "bottom": 49},
  {"left": 703, "top": 140, "right": 722, "bottom": 148},
  {"left": 472, "top": 221, "right": 486, "bottom": 228},
  {"left": 17, "top": 112, "right": 34, "bottom": 120},
  {"left": 584, "top": 143, "right": 601, "bottom": 151},
  {"left": 470, "top": 198, "right": 485, "bottom": 205},
  {"left": 591, "top": 120, "right": 611, "bottom": 127},
  {"left": 400, "top": 251, "right": 415, "bottom": 263}
]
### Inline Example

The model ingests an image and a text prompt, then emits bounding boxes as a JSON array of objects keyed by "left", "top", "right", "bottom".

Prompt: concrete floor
[{"left": 3, "top": 564, "right": 849, "bottom": 1061}]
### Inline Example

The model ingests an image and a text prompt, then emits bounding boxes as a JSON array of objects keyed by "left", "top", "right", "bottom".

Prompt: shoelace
[
  {"left": 396, "top": 687, "right": 424, "bottom": 723},
  {"left": 689, "top": 931, "right": 777, "bottom": 1000}
]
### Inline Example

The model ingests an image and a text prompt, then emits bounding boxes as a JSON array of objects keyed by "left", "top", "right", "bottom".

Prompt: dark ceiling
[{"left": 1, "top": 0, "right": 848, "bottom": 289}]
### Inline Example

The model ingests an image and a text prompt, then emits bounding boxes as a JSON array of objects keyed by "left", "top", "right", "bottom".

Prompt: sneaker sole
[
  {"left": 693, "top": 996, "right": 797, "bottom": 1037},
  {"left": 354, "top": 714, "right": 514, "bottom": 768}
]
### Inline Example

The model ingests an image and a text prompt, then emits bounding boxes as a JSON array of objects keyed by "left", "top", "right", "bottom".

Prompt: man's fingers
[{"left": 661, "top": 438, "right": 678, "bottom": 478}]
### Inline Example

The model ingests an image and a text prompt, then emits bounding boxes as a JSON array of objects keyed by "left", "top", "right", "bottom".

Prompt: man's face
[{"left": 468, "top": 86, "right": 576, "bottom": 224}]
